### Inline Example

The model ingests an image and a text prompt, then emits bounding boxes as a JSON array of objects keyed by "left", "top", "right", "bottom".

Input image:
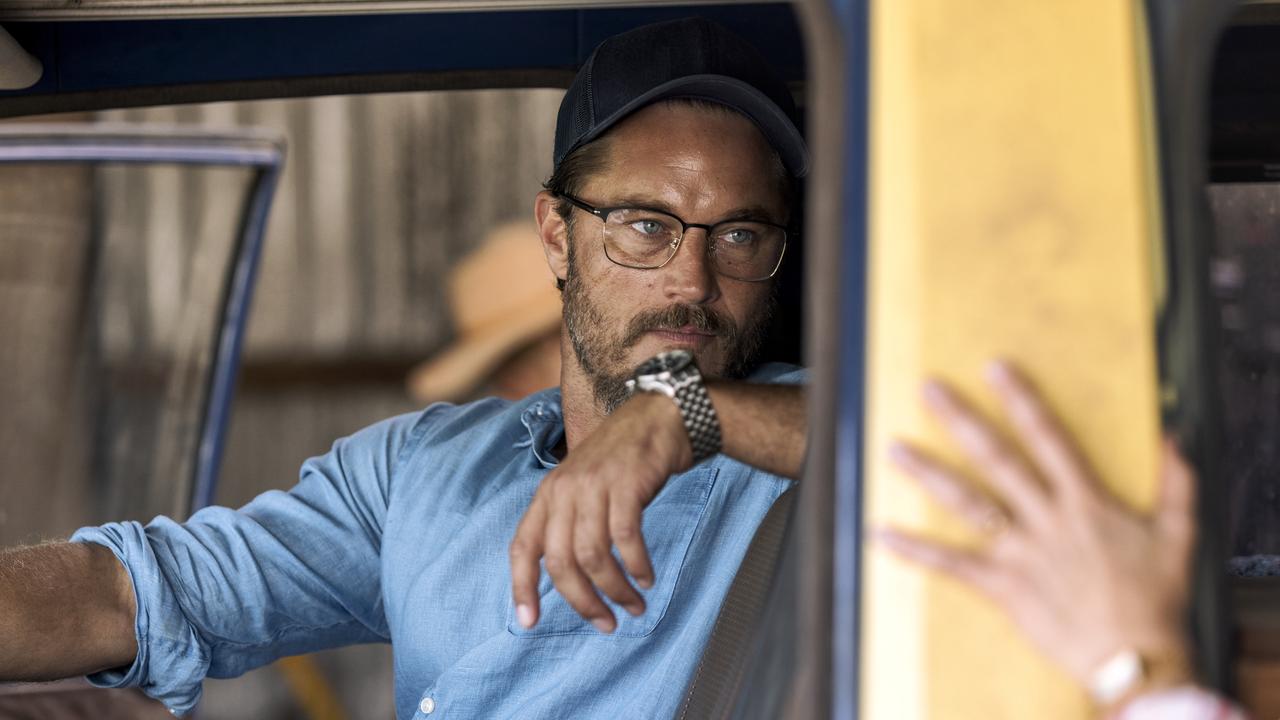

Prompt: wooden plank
[
  {"left": 98, "top": 90, "right": 560, "bottom": 359},
  {"left": 0, "top": 161, "right": 95, "bottom": 545}
]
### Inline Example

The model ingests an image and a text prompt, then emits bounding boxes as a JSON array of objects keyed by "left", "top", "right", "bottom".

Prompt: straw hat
[{"left": 407, "top": 221, "right": 562, "bottom": 403}]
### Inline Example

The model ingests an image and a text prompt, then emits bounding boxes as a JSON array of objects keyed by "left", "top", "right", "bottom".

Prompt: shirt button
[{"left": 419, "top": 697, "right": 436, "bottom": 714}]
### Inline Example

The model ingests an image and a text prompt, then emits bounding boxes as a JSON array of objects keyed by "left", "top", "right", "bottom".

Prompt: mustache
[{"left": 620, "top": 304, "right": 737, "bottom": 349}]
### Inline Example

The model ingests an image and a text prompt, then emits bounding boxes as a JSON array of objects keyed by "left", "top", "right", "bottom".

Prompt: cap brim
[{"left": 573, "top": 74, "right": 809, "bottom": 178}]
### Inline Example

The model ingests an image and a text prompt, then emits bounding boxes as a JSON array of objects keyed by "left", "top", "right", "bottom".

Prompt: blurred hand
[
  {"left": 509, "top": 392, "right": 691, "bottom": 633},
  {"left": 875, "top": 361, "right": 1196, "bottom": 692}
]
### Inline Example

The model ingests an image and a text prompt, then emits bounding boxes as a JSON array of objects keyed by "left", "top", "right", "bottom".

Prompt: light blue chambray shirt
[{"left": 72, "top": 362, "right": 803, "bottom": 719}]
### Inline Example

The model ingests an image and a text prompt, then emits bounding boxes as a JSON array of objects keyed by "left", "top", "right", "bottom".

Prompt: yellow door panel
[{"left": 861, "top": 0, "right": 1164, "bottom": 717}]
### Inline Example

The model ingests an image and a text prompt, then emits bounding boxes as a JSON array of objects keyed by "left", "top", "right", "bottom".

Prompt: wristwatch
[
  {"left": 1088, "top": 646, "right": 1194, "bottom": 714},
  {"left": 625, "top": 349, "right": 723, "bottom": 463}
]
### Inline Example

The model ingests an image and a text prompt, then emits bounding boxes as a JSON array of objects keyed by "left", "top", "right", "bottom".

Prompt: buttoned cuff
[{"left": 71, "top": 521, "right": 211, "bottom": 716}]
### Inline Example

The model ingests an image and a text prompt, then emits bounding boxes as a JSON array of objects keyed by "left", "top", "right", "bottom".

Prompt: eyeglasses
[{"left": 558, "top": 193, "right": 788, "bottom": 282}]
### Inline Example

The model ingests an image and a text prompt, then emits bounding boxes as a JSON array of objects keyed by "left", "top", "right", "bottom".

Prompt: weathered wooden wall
[
  {"left": 0, "top": 158, "right": 95, "bottom": 544},
  {"left": 100, "top": 90, "right": 560, "bottom": 360}
]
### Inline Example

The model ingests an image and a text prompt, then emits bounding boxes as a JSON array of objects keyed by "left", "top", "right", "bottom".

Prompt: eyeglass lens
[{"left": 600, "top": 208, "right": 785, "bottom": 281}]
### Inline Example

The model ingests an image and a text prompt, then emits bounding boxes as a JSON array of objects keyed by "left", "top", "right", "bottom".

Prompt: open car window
[{"left": 0, "top": 126, "right": 283, "bottom": 545}]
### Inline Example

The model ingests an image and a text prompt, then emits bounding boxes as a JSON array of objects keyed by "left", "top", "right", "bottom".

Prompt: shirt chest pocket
[{"left": 507, "top": 466, "right": 718, "bottom": 639}]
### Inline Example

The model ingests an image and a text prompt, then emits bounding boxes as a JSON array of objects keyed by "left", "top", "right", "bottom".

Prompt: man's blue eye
[
  {"left": 631, "top": 220, "right": 665, "bottom": 235},
  {"left": 718, "top": 227, "right": 758, "bottom": 245}
]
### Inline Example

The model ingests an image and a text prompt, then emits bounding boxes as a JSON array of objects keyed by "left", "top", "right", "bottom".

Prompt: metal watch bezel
[{"left": 625, "top": 349, "right": 696, "bottom": 398}]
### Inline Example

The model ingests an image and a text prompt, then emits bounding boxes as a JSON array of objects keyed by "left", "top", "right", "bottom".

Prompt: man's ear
[{"left": 534, "top": 191, "right": 569, "bottom": 284}]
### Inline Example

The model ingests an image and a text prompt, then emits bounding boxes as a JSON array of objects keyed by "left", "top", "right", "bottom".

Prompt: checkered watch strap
[{"left": 675, "top": 375, "right": 722, "bottom": 463}]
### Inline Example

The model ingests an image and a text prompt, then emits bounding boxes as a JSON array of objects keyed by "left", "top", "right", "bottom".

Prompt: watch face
[
  {"left": 633, "top": 349, "right": 693, "bottom": 378},
  {"left": 655, "top": 349, "right": 693, "bottom": 373},
  {"left": 632, "top": 356, "right": 664, "bottom": 378},
  {"left": 628, "top": 350, "right": 698, "bottom": 399}
]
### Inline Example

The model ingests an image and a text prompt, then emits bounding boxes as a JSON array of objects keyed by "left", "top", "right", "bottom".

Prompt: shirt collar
[{"left": 516, "top": 391, "right": 564, "bottom": 469}]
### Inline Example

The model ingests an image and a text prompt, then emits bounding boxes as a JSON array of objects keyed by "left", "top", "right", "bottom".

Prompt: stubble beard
[{"left": 561, "top": 231, "right": 775, "bottom": 414}]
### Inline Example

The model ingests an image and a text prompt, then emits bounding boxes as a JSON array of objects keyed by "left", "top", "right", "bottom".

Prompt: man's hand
[
  {"left": 509, "top": 392, "right": 692, "bottom": 633},
  {"left": 875, "top": 361, "right": 1196, "bottom": 696}
]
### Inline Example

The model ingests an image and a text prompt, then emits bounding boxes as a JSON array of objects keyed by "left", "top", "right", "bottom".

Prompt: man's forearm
[
  {"left": 0, "top": 542, "right": 137, "bottom": 681},
  {"left": 706, "top": 381, "right": 807, "bottom": 479},
  {"left": 512, "top": 377, "right": 808, "bottom": 630}
]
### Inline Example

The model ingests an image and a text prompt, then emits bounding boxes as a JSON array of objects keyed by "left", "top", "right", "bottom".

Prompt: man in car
[{"left": 0, "top": 17, "right": 808, "bottom": 719}]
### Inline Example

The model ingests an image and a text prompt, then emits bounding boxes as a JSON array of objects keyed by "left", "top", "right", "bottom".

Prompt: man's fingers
[
  {"left": 572, "top": 493, "right": 646, "bottom": 616},
  {"left": 889, "top": 441, "right": 1012, "bottom": 534},
  {"left": 545, "top": 501, "right": 616, "bottom": 633},
  {"left": 985, "top": 360, "right": 1095, "bottom": 499},
  {"left": 610, "top": 493, "right": 655, "bottom": 591},
  {"left": 509, "top": 500, "right": 547, "bottom": 629},
  {"left": 922, "top": 380, "right": 1051, "bottom": 527},
  {"left": 873, "top": 527, "right": 994, "bottom": 594}
]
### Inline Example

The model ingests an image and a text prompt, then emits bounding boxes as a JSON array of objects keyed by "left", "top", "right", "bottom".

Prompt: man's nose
[{"left": 661, "top": 229, "right": 720, "bottom": 306}]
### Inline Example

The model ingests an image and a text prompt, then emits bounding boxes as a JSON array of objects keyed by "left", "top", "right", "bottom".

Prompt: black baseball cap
[{"left": 554, "top": 17, "right": 809, "bottom": 178}]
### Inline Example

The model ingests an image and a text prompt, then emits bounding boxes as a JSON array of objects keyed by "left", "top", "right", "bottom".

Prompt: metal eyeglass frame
[{"left": 557, "top": 192, "right": 789, "bottom": 282}]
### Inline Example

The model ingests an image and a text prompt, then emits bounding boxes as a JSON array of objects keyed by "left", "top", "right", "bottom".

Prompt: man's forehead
[{"left": 582, "top": 169, "right": 788, "bottom": 223}]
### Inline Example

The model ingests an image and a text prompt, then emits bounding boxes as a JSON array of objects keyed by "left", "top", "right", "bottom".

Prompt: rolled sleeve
[
  {"left": 71, "top": 520, "right": 210, "bottom": 715},
  {"left": 69, "top": 410, "right": 427, "bottom": 716}
]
